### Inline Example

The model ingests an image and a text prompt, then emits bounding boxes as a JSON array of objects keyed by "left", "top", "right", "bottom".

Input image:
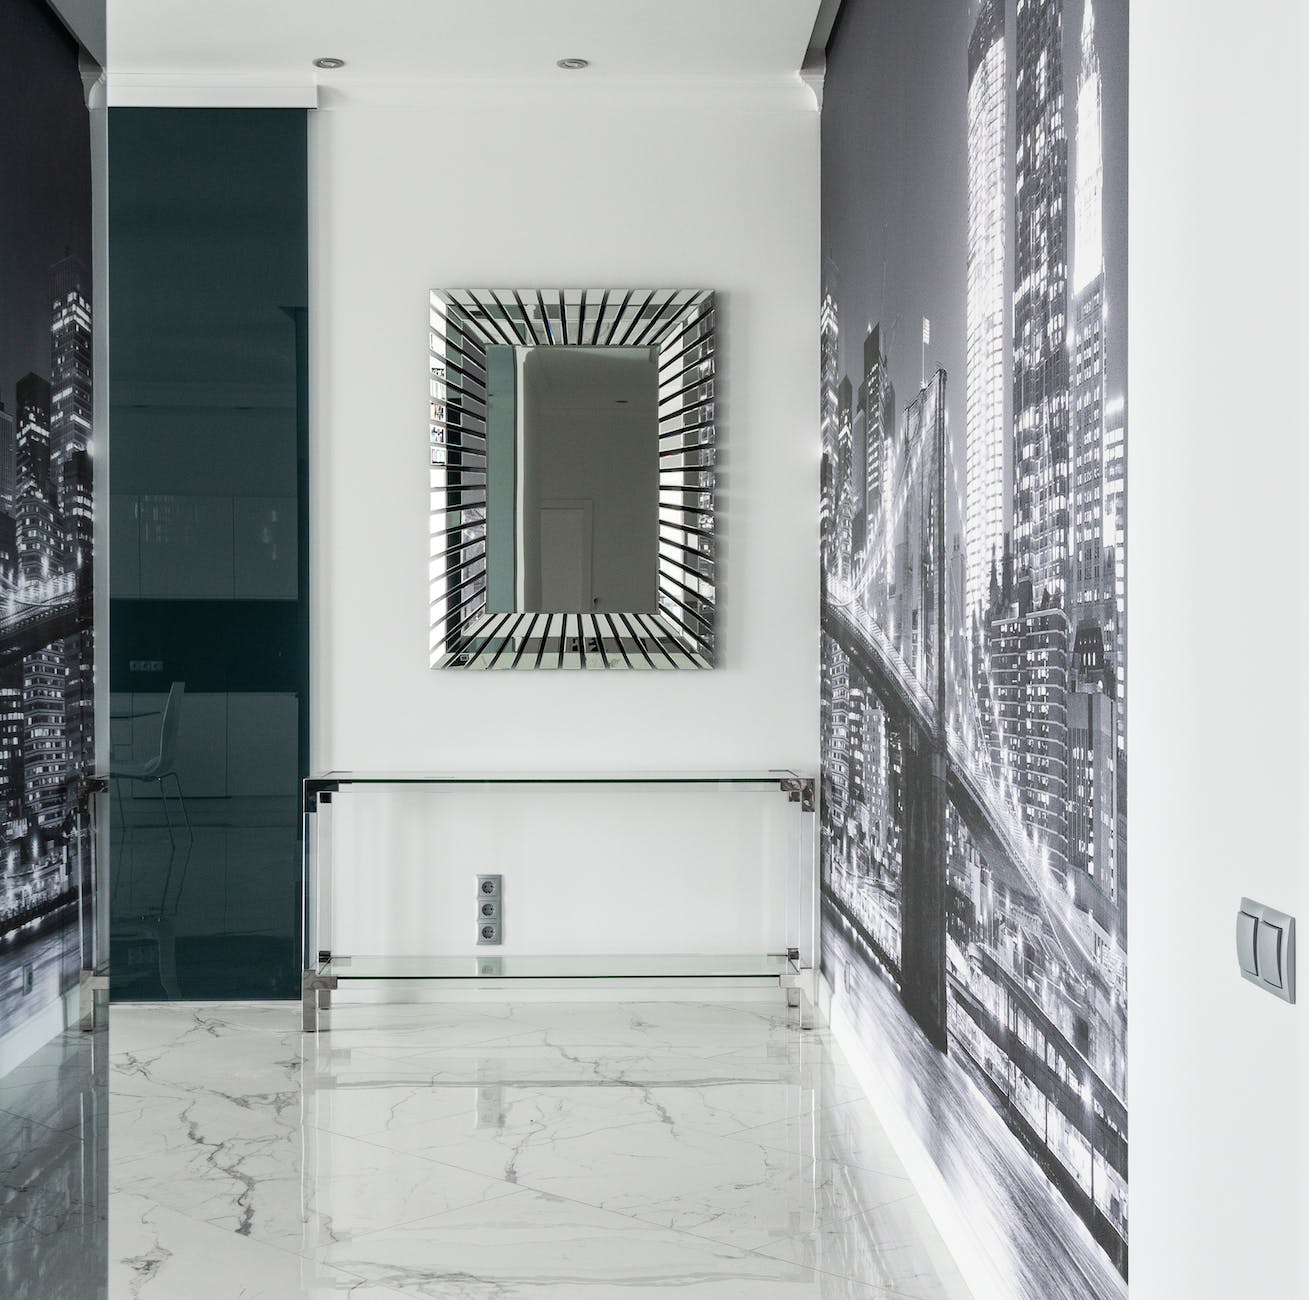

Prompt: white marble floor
[{"left": 109, "top": 998, "right": 974, "bottom": 1299}]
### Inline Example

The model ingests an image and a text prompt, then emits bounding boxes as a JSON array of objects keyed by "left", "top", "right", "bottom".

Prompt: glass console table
[{"left": 301, "top": 771, "right": 816, "bottom": 1031}]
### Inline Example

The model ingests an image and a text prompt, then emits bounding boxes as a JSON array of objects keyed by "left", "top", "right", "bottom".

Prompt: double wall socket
[{"left": 477, "top": 874, "right": 503, "bottom": 945}]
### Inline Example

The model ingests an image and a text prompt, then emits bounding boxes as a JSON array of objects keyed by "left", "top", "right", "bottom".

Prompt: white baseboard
[
  {"left": 818, "top": 971, "right": 1009, "bottom": 1300},
  {"left": 0, "top": 984, "right": 82, "bottom": 1079}
]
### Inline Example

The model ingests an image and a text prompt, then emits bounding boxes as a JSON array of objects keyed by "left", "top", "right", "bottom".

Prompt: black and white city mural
[
  {"left": 0, "top": 0, "right": 95, "bottom": 1053},
  {"left": 819, "top": 0, "right": 1127, "bottom": 1296}
]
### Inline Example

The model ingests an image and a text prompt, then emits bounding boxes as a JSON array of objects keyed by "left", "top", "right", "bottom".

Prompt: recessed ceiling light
[
  {"left": 556, "top": 57, "right": 590, "bottom": 71},
  {"left": 313, "top": 56, "right": 346, "bottom": 70}
]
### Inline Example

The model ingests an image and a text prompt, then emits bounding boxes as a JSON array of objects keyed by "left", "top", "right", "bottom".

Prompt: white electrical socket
[{"left": 477, "top": 875, "right": 502, "bottom": 945}]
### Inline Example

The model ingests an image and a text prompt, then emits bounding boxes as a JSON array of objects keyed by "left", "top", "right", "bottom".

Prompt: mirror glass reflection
[{"left": 485, "top": 345, "right": 658, "bottom": 616}]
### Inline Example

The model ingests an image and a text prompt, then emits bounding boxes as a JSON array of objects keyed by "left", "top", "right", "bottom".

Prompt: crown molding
[
  {"left": 102, "top": 70, "right": 822, "bottom": 113},
  {"left": 800, "top": 0, "right": 843, "bottom": 110},
  {"left": 311, "top": 72, "right": 816, "bottom": 112},
  {"left": 106, "top": 74, "right": 319, "bottom": 108}
]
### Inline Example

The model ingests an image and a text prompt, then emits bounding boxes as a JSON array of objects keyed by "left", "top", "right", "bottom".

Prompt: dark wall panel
[{"left": 108, "top": 108, "right": 309, "bottom": 1001}]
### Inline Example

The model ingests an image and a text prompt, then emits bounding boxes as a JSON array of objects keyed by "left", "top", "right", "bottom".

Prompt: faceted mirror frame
[{"left": 428, "top": 289, "right": 717, "bottom": 670}]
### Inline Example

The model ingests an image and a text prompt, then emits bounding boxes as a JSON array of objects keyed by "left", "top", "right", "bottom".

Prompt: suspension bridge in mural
[
  {"left": 820, "top": 363, "right": 1128, "bottom": 1272},
  {"left": 0, "top": 575, "right": 90, "bottom": 670},
  {"left": 0, "top": 573, "right": 93, "bottom": 942}
]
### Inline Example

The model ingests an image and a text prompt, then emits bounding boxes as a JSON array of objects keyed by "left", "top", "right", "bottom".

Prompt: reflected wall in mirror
[{"left": 429, "top": 290, "right": 716, "bottom": 669}]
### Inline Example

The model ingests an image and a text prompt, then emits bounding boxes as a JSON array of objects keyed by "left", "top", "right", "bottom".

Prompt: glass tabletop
[
  {"left": 317, "top": 954, "right": 792, "bottom": 980},
  {"left": 312, "top": 771, "right": 804, "bottom": 786}
]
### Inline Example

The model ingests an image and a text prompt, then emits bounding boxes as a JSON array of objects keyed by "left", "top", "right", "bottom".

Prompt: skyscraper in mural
[
  {"left": 1067, "top": 0, "right": 1119, "bottom": 905},
  {"left": 51, "top": 257, "right": 95, "bottom": 780},
  {"left": 863, "top": 323, "right": 894, "bottom": 625},
  {"left": 964, "top": 0, "right": 1007, "bottom": 629},
  {"left": 1005, "top": 0, "right": 1073, "bottom": 875},
  {"left": 835, "top": 375, "right": 854, "bottom": 580},
  {"left": 0, "top": 404, "right": 15, "bottom": 515},
  {"left": 1012, "top": 0, "right": 1071, "bottom": 610},
  {"left": 819, "top": 288, "right": 840, "bottom": 572},
  {"left": 50, "top": 258, "right": 93, "bottom": 505},
  {"left": 1071, "top": 0, "right": 1110, "bottom": 649},
  {"left": 1104, "top": 392, "right": 1127, "bottom": 746}
]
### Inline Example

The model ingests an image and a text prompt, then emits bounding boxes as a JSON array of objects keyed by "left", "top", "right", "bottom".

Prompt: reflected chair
[
  {"left": 108, "top": 681, "right": 193, "bottom": 842},
  {"left": 111, "top": 828, "right": 193, "bottom": 1000}
]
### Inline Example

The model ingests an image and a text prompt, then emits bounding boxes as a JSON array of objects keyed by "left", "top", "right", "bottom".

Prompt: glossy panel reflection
[
  {"left": 0, "top": 1026, "right": 107, "bottom": 1300},
  {"left": 107, "top": 109, "right": 308, "bottom": 999},
  {"left": 429, "top": 289, "right": 716, "bottom": 670}
]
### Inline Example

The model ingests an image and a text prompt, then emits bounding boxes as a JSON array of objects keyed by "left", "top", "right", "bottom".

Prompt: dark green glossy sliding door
[{"left": 108, "top": 109, "right": 308, "bottom": 1000}]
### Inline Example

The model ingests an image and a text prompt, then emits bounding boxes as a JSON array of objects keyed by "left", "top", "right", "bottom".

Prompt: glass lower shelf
[
  {"left": 314, "top": 771, "right": 802, "bottom": 785},
  {"left": 317, "top": 954, "right": 791, "bottom": 981}
]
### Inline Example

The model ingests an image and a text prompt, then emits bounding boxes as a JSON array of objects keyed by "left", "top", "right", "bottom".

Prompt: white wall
[
  {"left": 328, "top": 784, "right": 803, "bottom": 960},
  {"left": 308, "top": 80, "right": 820, "bottom": 956},
  {"left": 1130, "top": 1, "right": 1308, "bottom": 1297}
]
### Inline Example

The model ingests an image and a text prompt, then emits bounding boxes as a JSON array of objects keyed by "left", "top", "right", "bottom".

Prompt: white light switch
[
  {"left": 1257, "top": 920, "right": 1283, "bottom": 989},
  {"left": 1239, "top": 898, "right": 1296, "bottom": 1004},
  {"left": 1236, "top": 911, "right": 1259, "bottom": 977}
]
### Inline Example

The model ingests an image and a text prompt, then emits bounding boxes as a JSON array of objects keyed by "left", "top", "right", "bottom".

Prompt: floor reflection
[
  {"left": 110, "top": 796, "right": 299, "bottom": 1001},
  {"left": 0, "top": 1025, "right": 107, "bottom": 1300},
  {"left": 0, "top": 915, "right": 82, "bottom": 1041}
]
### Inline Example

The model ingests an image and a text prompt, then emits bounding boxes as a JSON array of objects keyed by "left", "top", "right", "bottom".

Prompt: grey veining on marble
[{"left": 109, "top": 1000, "right": 974, "bottom": 1299}]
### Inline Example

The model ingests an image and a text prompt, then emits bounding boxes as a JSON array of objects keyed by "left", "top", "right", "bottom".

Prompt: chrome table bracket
[
  {"left": 301, "top": 968, "right": 339, "bottom": 1034},
  {"left": 780, "top": 776, "right": 815, "bottom": 812}
]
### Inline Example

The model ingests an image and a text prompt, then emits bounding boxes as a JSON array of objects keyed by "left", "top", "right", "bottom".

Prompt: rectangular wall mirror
[{"left": 429, "top": 289, "right": 716, "bottom": 669}]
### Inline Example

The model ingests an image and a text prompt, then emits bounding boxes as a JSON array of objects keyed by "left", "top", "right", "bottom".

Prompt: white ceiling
[{"left": 108, "top": 0, "right": 824, "bottom": 86}]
